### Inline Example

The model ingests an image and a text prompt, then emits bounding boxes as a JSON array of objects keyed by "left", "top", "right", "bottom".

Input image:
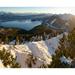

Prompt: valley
[{"left": 0, "top": 12, "right": 75, "bottom": 68}]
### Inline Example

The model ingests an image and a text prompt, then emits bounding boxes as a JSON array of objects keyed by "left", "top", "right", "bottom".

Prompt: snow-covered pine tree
[{"left": 0, "top": 48, "right": 21, "bottom": 68}]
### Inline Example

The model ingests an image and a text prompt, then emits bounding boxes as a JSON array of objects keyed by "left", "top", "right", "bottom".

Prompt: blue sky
[{"left": 0, "top": 7, "right": 75, "bottom": 15}]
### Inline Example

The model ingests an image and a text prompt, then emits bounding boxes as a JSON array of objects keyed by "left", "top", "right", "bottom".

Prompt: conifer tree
[
  {"left": 0, "top": 48, "right": 21, "bottom": 68},
  {"left": 49, "top": 34, "right": 70, "bottom": 68},
  {"left": 67, "top": 28, "right": 75, "bottom": 58}
]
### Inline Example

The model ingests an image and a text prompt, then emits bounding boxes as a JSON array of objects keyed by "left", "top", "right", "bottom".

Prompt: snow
[
  {"left": 0, "top": 34, "right": 63, "bottom": 68},
  {"left": 0, "top": 60, "right": 4, "bottom": 68},
  {"left": 50, "top": 19, "right": 56, "bottom": 25},
  {"left": 9, "top": 40, "right": 16, "bottom": 45},
  {"left": 60, "top": 56, "right": 72, "bottom": 64}
]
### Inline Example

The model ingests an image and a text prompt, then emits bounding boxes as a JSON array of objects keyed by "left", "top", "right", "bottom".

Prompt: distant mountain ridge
[{"left": 0, "top": 12, "right": 75, "bottom": 33}]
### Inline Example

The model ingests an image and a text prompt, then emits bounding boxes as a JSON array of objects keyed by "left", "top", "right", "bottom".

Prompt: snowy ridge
[
  {"left": 50, "top": 18, "right": 56, "bottom": 25},
  {"left": 0, "top": 34, "right": 63, "bottom": 68}
]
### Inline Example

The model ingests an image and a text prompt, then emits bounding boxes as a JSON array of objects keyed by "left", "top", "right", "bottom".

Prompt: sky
[
  {"left": 0, "top": 0, "right": 75, "bottom": 7},
  {"left": 0, "top": 0, "right": 75, "bottom": 15},
  {"left": 0, "top": 7, "right": 75, "bottom": 15}
]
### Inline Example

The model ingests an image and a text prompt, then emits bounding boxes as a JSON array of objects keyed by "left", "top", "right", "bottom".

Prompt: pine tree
[
  {"left": 67, "top": 28, "right": 75, "bottom": 58},
  {"left": 26, "top": 53, "right": 37, "bottom": 68},
  {"left": 0, "top": 48, "right": 21, "bottom": 68},
  {"left": 16, "top": 36, "right": 20, "bottom": 45},
  {"left": 5, "top": 36, "right": 9, "bottom": 44},
  {"left": 48, "top": 28, "right": 75, "bottom": 68},
  {"left": 49, "top": 34, "right": 71, "bottom": 68}
]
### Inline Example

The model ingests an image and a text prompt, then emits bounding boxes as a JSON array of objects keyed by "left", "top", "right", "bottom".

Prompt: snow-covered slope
[
  {"left": 0, "top": 60, "right": 4, "bottom": 68},
  {"left": 0, "top": 34, "right": 63, "bottom": 68}
]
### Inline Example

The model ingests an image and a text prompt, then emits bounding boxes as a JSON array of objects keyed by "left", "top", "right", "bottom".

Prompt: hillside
[{"left": 0, "top": 34, "right": 63, "bottom": 68}]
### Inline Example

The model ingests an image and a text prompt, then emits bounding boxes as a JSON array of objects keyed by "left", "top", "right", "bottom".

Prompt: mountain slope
[
  {"left": 0, "top": 34, "right": 63, "bottom": 68},
  {"left": 30, "top": 25, "right": 53, "bottom": 34}
]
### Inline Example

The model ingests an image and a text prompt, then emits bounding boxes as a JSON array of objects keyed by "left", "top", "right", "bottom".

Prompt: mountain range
[{"left": 0, "top": 12, "right": 75, "bottom": 31}]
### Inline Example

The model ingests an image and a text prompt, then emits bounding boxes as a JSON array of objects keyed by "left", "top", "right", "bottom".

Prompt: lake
[{"left": 0, "top": 20, "right": 42, "bottom": 31}]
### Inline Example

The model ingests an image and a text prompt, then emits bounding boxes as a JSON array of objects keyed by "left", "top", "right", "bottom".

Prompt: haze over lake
[{"left": 0, "top": 20, "right": 42, "bottom": 31}]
